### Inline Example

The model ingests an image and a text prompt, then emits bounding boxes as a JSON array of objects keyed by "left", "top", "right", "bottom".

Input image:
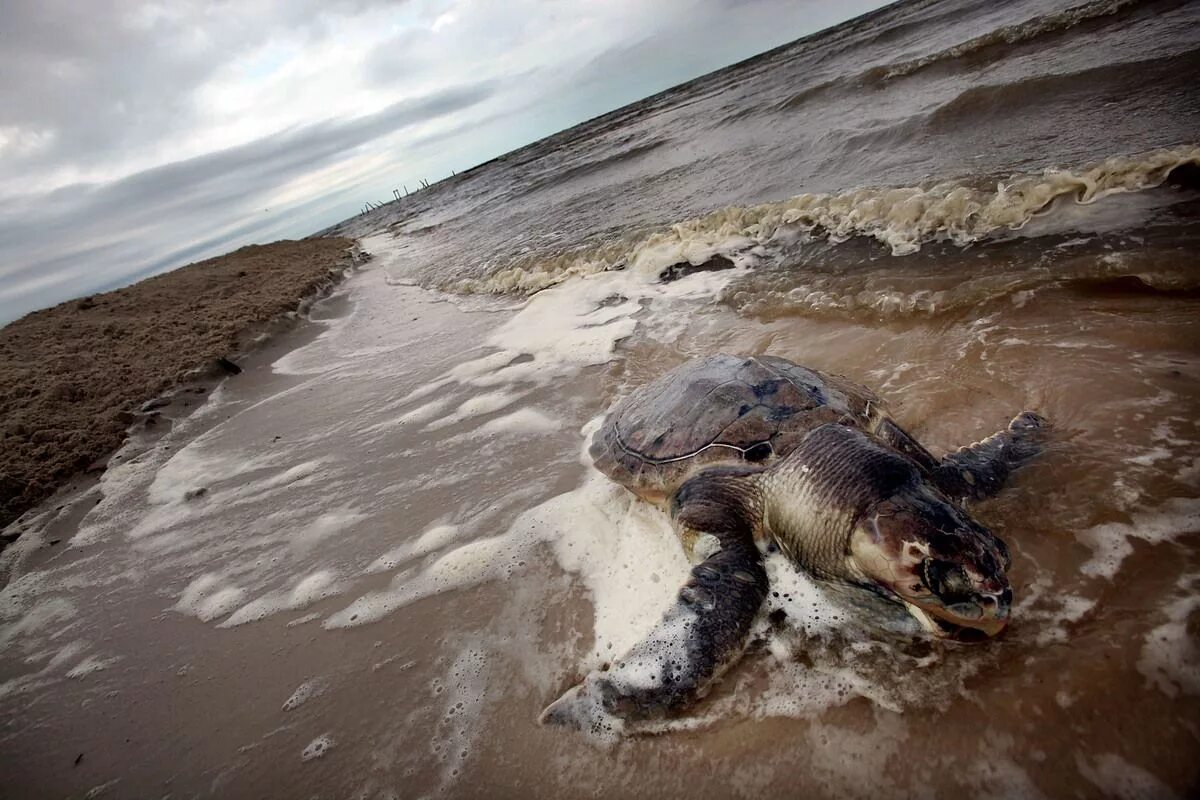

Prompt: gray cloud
[
  {"left": 0, "top": 0, "right": 410, "bottom": 178},
  {"left": 0, "top": 80, "right": 496, "bottom": 320}
]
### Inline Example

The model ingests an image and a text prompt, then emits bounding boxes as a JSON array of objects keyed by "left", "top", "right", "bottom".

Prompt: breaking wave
[{"left": 445, "top": 145, "right": 1200, "bottom": 297}]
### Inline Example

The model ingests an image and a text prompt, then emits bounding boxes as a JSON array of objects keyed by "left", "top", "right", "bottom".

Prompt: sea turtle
[{"left": 541, "top": 353, "right": 1046, "bottom": 730}]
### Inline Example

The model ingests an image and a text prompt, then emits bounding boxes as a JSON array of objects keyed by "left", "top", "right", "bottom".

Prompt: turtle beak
[{"left": 904, "top": 586, "right": 1011, "bottom": 641}]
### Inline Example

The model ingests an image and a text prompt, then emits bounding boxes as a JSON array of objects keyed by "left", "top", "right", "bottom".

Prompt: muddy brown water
[{"left": 1, "top": 234, "right": 1197, "bottom": 797}]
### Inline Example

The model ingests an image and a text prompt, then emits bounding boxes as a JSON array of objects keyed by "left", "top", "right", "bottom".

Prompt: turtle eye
[{"left": 922, "top": 559, "right": 972, "bottom": 602}]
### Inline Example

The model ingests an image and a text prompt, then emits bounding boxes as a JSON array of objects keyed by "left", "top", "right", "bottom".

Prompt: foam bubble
[
  {"left": 259, "top": 461, "right": 325, "bottom": 491},
  {"left": 221, "top": 570, "right": 342, "bottom": 627},
  {"left": 175, "top": 574, "right": 247, "bottom": 622},
  {"left": 300, "top": 734, "right": 335, "bottom": 761},
  {"left": 476, "top": 408, "right": 561, "bottom": 436},
  {"left": 428, "top": 646, "right": 490, "bottom": 787},
  {"left": 283, "top": 677, "right": 330, "bottom": 711},
  {"left": 367, "top": 523, "right": 461, "bottom": 574}
]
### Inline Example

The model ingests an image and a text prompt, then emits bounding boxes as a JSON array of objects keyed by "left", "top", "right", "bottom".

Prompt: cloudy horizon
[{"left": 0, "top": 0, "right": 889, "bottom": 323}]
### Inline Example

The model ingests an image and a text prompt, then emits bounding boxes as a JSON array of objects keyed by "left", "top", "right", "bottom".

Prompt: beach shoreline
[{"left": 0, "top": 237, "right": 364, "bottom": 538}]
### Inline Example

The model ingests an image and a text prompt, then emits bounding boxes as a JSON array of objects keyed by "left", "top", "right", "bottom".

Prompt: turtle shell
[{"left": 590, "top": 354, "right": 883, "bottom": 503}]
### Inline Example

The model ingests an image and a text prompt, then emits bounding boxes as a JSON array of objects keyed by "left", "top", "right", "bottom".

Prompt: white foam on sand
[
  {"left": 0, "top": 640, "right": 91, "bottom": 701},
  {"left": 316, "top": 234, "right": 754, "bottom": 638},
  {"left": 95, "top": 442, "right": 326, "bottom": 546},
  {"left": 289, "top": 510, "right": 365, "bottom": 555},
  {"left": 476, "top": 408, "right": 561, "bottom": 437},
  {"left": 367, "top": 523, "right": 461, "bottom": 574},
  {"left": 175, "top": 574, "right": 247, "bottom": 622},
  {"left": 425, "top": 390, "right": 525, "bottom": 431},
  {"left": 66, "top": 654, "right": 119, "bottom": 679},
  {"left": 282, "top": 676, "right": 330, "bottom": 711},
  {"left": 220, "top": 570, "right": 342, "bottom": 628},
  {"left": 1012, "top": 578, "right": 1098, "bottom": 647},
  {"left": 317, "top": 257, "right": 758, "bottom": 628},
  {"left": 428, "top": 645, "right": 491, "bottom": 789},
  {"left": 1137, "top": 572, "right": 1200, "bottom": 698},
  {"left": 1076, "top": 752, "right": 1179, "bottom": 800},
  {"left": 1076, "top": 498, "right": 1200, "bottom": 579},
  {"left": 325, "top": 422, "right": 690, "bottom": 640},
  {"left": 0, "top": 595, "right": 77, "bottom": 650},
  {"left": 395, "top": 252, "right": 749, "bottom": 444},
  {"left": 325, "top": 528, "right": 534, "bottom": 628},
  {"left": 541, "top": 468, "right": 689, "bottom": 662}
]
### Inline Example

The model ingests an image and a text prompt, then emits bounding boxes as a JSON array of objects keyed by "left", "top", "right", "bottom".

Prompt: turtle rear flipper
[
  {"left": 933, "top": 412, "right": 1049, "bottom": 502},
  {"left": 540, "top": 470, "right": 767, "bottom": 732}
]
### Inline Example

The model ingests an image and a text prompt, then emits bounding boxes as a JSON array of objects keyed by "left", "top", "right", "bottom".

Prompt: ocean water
[{"left": 2, "top": 0, "right": 1199, "bottom": 796}]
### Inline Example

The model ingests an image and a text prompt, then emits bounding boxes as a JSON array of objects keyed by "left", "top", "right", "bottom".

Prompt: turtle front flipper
[
  {"left": 932, "top": 412, "right": 1049, "bottom": 502},
  {"left": 540, "top": 468, "right": 767, "bottom": 734}
]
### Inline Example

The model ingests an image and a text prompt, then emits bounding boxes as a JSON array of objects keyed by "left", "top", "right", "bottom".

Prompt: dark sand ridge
[{"left": 0, "top": 237, "right": 360, "bottom": 534}]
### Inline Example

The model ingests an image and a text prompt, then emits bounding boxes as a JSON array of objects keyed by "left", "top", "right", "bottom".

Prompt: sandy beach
[{"left": 0, "top": 237, "right": 358, "bottom": 534}]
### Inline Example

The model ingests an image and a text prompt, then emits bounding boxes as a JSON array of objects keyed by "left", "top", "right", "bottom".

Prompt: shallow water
[{"left": 3, "top": 0, "right": 1200, "bottom": 796}]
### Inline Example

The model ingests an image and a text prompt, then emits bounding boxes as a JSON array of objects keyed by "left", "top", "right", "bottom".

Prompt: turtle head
[{"left": 848, "top": 487, "right": 1012, "bottom": 641}]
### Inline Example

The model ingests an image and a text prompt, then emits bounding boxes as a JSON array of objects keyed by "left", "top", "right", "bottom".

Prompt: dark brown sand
[{"left": 0, "top": 238, "right": 358, "bottom": 532}]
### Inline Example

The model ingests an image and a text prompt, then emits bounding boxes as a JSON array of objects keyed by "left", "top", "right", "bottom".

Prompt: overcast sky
[{"left": 0, "top": 0, "right": 889, "bottom": 323}]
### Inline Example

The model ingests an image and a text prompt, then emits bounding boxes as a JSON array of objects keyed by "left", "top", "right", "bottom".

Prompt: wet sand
[{"left": 0, "top": 238, "right": 359, "bottom": 533}]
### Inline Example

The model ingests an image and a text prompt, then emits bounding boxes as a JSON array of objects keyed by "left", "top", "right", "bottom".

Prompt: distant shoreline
[{"left": 0, "top": 237, "right": 364, "bottom": 536}]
